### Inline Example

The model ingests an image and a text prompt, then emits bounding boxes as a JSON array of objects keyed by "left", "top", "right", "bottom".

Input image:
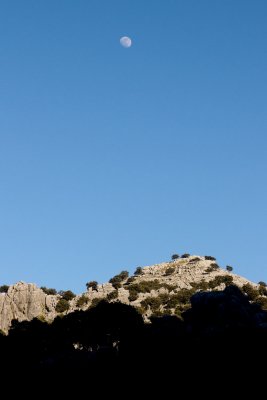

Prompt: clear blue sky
[{"left": 0, "top": 1, "right": 266, "bottom": 293}]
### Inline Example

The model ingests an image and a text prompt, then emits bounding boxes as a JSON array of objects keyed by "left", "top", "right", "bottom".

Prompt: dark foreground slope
[{"left": 0, "top": 285, "right": 267, "bottom": 388}]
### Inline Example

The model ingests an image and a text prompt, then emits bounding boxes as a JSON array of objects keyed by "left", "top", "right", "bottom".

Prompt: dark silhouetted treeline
[{"left": 0, "top": 285, "right": 267, "bottom": 387}]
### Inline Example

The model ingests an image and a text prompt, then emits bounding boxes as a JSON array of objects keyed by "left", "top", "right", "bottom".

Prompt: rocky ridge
[{"left": 0, "top": 255, "right": 264, "bottom": 333}]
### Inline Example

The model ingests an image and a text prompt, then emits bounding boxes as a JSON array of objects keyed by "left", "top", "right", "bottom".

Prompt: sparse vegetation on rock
[
  {"left": 1, "top": 254, "right": 266, "bottom": 336},
  {"left": 256, "top": 296, "right": 267, "bottom": 310},
  {"left": 141, "top": 296, "right": 162, "bottom": 312},
  {"left": 181, "top": 253, "right": 190, "bottom": 258},
  {"left": 41, "top": 287, "right": 57, "bottom": 295},
  {"left": 107, "top": 290, "right": 119, "bottom": 301},
  {"left": 190, "top": 280, "right": 209, "bottom": 291},
  {"left": 109, "top": 271, "right": 129, "bottom": 288},
  {"left": 59, "top": 290, "right": 75, "bottom": 301},
  {"left": 125, "top": 276, "right": 136, "bottom": 285},
  {"left": 208, "top": 275, "right": 234, "bottom": 289},
  {"left": 86, "top": 281, "right": 98, "bottom": 291},
  {"left": 55, "top": 298, "right": 70, "bottom": 313},
  {"left": 90, "top": 298, "right": 102, "bottom": 308},
  {"left": 76, "top": 294, "right": 89, "bottom": 308},
  {"left": 189, "top": 257, "right": 201, "bottom": 262},
  {"left": 206, "top": 263, "right": 219, "bottom": 272},
  {"left": 0, "top": 285, "right": 9, "bottom": 293},
  {"left": 205, "top": 256, "right": 216, "bottom": 261},
  {"left": 128, "top": 292, "right": 139, "bottom": 302},
  {"left": 258, "top": 284, "right": 267, "bottom": 296},
  {"left": 242, "top": 283, "right": 259, "bottom": 301},
  {"left": 134, "top": 267, "right": 143, "bottom": 275},
  {"left": 165, "top": 267, "right": 175, "bottom": 276}
]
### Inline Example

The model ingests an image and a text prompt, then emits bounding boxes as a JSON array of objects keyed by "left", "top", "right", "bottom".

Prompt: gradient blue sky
[{"left": 0, "top": 1, "right": 266, "bottom": 293}]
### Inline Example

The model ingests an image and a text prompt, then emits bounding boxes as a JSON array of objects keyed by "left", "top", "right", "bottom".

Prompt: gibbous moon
[{"left": 120, "top": 36, "right": 132, "bottom": 48}]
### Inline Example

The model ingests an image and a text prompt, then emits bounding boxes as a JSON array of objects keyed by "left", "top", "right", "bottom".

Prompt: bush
[
  {"left": 163, "top": 308, "right": 173, "bottom": 316},
  {"left": 37, "top": 315, "right": 46, "bottom": 322},
  {"left": 41, "top": 287, "right": 57, "bottom": 295},
  {"left": 165, "top": 267, "right": 175, "bottom": 276},
  {"left": 55, "top": 298, "right": 70, "bottom": 313},
  {"left": 90, "top": 298, "right": 102, "bottom": 308},
  {"left": 118, "top": 271, "right": 129, "bottom": 280},
  {"left": 258, "top": 281, "right": 267, "bottom": 287},
  {"left": 256, "top": 297, "right": 267, "bottom": 310},
  {"left": 210, "top": 263, "right": 219, "bottom": 269},
  {"left": 181, "top": 253, "right": 190, "bottom": 258},
  {"left": 222, "top": 276, "right": 234, "bottom": 287},
  {"left": 107, "top": 290, "right": 119, "bottom": 301},
  {"left": 158, "top": 293, "right": 170, "bottom": 304},
  {"left": 76, "top": 295, "right": 89, "bottom": 308},
  {"left": 151, "top": 310, "right": 164, "bottom": 317},
  {"left": 109, "top": 271, "right": 129, "bottom": 288},
  {"left": 258, "top": 283, "right": 267, "bottom": 296},
  {"left": 167, "top": 289, "right": 194, "bottom": 306},
  {"left": 226, "top": 266, "right": 233, "bottom": 272},
  {"left": 127, "top": 280, "right": 176, "bottom": 305},
  {"left": 111, "top": 282, "right": 121, "bottom": 290},
  {"left": 174, "top": 307, "right": 182, "bottom": 318},
  {"left": 86, "top": 281, "right": 98, "bottom": 291},
  {"left": 141, "top": 296, "right": 161, "bottom": 312},
  {"left": 167, "top": 295, "right": 181, "bottom": 309},
  {"left": 128, "top": 279, "right": 175, "bottom": 295},
  {"left": 171, "top": 254, "right": 179, "bottom": 260},
  {"left": 242, "top": 284, "right": 259, "bottom": 301},
  {"left": 208, "top": 275, "right": 233, "bottom": 289},
  {"left": 205, "top": 256, "right": 216, "bottom": 261},
  {"left": 189, "top": 257, "right": 201, "bottom": 262},
  {"left": 128, "top": 292, "right": 138, "bottom": 302},
  {"left": 190, "top": 280, "right": 209, "bottom": 291},
  {"left": 0, "top": 285, "right": 9, "bottom": 293},
  {"left": 59, "top": 290, "right": 75, "bottom": 301},
  {"left": 136, "top": 306, "right": 146, "bottom": 315},
  {"left": 206, "top": 263, "right": 219, "bottom": 272},
  {"left": 125, "top": 277, "right": 136, "bottom": 285},
  {"left": 134, "top": 267, "right": 143, "bottom": 275}
]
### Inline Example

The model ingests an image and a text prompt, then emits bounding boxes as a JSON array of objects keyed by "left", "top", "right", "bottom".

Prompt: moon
[{"left": 120, "top": 36, "right": 132, "bottom": 48}]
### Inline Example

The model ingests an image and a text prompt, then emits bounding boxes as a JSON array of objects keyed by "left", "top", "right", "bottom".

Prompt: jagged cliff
[
  {"left": 0, "top": 255, "right": 263, "bottom": 334},
  {"left": 0, "top": 282, "right": 57, "bottom": 333}
]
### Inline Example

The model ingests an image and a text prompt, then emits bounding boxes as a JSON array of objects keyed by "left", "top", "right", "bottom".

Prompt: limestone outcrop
[
  {"left": 0, "top": 255, "right": 263, "bottom": 334},
  {"left": 0, "top": 281, "right": 57, "bottom": 333}
]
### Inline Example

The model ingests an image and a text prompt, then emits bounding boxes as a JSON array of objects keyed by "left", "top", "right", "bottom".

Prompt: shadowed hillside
[{"left": 0, "top": 284, "right": 267, "bottom": 380}]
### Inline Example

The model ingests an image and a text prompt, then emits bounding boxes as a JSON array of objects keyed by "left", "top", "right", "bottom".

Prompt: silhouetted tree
[
  {"left": 0, "top": 285, "right": 9, "bottom": 293},
  {"left": 59, "top": 290, "right": 75, "bottom": 301},
  {"left": 109, "top": 271, "right": 129, "bottom": 288},
  {"left": 86, "top": 281, "right": 98, "bottom": 291},
  {"left": 134, "top": 267, "right": 143, "bottom": 275},
  {"left": 226, "top": 266, "right": 233, "bottom": 272},
  {"left": 171, "top": 254, "right": 179, "bottom": 260}
]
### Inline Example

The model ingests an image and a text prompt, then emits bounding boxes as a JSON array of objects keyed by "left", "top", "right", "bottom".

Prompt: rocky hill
[{"left": 1, "top": 255, "right": 266, "bottom": 334}]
